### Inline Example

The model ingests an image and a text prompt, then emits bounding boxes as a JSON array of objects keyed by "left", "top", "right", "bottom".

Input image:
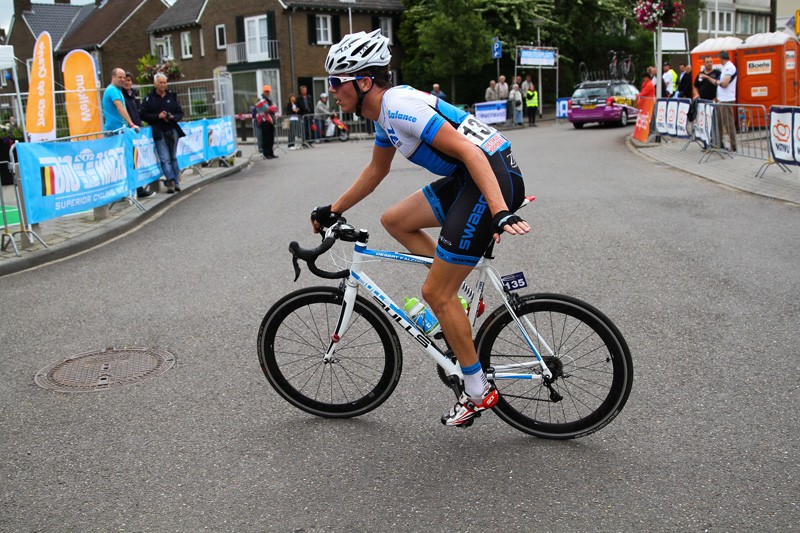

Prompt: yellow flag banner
[
  {"left": 26, "top": 31, "right": 56, "bottom": 142},
  {"left": 62, "top": 50, "right": 102, "bottom": 139}
]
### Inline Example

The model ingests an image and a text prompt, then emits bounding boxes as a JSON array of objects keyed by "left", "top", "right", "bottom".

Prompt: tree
[{"left": 399, "top": 0, "right": 493, "bottom": 102}]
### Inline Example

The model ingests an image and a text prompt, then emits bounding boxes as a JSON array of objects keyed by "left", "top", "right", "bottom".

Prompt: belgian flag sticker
[
  {"left": 133, "top": 146, "right": 140, "bottom": 169},
  {"left": 40, "top": 166, "right": 57, "bottom": 196}
]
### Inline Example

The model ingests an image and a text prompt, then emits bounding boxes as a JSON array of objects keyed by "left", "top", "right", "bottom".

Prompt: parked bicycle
[
  {"left": 608, "top": 50, "right": 635, "bottom": 82},
  {"left": 257, "top": 199, "right": 633, "bottom": 439}
]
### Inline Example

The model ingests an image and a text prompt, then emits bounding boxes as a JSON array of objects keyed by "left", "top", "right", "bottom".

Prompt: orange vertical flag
[
  {"left": 62, "top": 50, "right": 102, "bottom": 139},
  {"left": 633, "top": 97, "right": 656, "bottom": 143},
  {"left": 26, "top": 31, "right": 56, "bottom": 142}
]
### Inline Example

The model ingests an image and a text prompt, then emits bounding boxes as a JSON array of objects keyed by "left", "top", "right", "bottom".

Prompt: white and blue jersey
[
  {"left": 374, "top": 85, "right": 511, "bottom": 175},
  {"left": 373, "top": 85, "right": 525, "bottom": 267}
]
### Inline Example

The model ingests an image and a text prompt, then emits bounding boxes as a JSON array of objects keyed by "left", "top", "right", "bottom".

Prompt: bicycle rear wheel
[
  {"left": 475, "top": 293, "right": 632, "bottom": 439},
  {"left": 257, "top": 286, "right": 402, "bottom": 418}
]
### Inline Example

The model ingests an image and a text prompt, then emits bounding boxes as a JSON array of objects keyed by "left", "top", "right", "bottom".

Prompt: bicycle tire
[
  {"left": 257, "top": 286, "right": 403, "bottom": 418},
  {"left": 475, "top": 293, "right": 632, "bottom": 439},
  {"left": 579, "top": 62, "right": 589, "bottom": 82}
]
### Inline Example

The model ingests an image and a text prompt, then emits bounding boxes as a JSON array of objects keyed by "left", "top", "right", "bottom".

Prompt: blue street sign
[{"left": 492, "top": 40, "right": 502, "bottom": 59}]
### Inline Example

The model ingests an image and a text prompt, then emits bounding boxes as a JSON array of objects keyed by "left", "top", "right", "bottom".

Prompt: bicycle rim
[
  {"left": 475, "top": 293, "right": 632, "bottom": 439},
  {"left": 257, "top": 287, "right": 402, "bottom": 418}
]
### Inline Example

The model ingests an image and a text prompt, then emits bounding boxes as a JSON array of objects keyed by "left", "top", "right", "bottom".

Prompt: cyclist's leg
[
  {"left": 422, "top": 259, "right": 476, "bottom": 368},
  {"left": 380, "top": 190, "right": 439, "bottom": 256}
]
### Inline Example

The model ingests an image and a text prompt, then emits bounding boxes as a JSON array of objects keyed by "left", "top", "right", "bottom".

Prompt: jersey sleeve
[{"left": 374, "top": 122, "right": 392, "bottom": 148}]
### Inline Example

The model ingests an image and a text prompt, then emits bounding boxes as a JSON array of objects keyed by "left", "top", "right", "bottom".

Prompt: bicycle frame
[{"left": 320, "top": 238, "right": 554, "bottom": 382}]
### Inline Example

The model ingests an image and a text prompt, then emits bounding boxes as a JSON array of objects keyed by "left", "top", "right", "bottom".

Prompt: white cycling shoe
[{"left": 441, "top": 385, "right": 499, "bottom": 427}]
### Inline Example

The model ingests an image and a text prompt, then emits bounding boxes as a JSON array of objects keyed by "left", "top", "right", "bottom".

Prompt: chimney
[
  {"left": 54, "top": 0, "right": 71, "bottom": 4},
  {"left": 13, "top": 0, "right": 33, "bottom": 17}
]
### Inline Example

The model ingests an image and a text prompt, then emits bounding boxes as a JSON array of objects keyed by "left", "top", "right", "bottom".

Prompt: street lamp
[{"left": 339, "top": 0, "right": 355, "bottom": 33}]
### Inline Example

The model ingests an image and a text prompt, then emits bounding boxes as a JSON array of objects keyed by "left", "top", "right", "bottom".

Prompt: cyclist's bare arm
[
  {"left": 331, "top": 145, "right": 396, "bottom": 213},
  {"left": 429, "top": 122, "right": 531, "bottom": 239}
]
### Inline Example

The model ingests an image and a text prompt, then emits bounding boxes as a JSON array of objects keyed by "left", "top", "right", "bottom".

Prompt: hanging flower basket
[{"left": 634, "top": 0, "right": 685, "bottom": 31}]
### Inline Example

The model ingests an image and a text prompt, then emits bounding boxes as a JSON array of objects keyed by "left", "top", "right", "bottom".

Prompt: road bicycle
[
  {"left": 257, "top": 199, "right": 633, "bottom": 439},
  {"left": 609, "top": 50, "right": 635, "bottom": 82}
]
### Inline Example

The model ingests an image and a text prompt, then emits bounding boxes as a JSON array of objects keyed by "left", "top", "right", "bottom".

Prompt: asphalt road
[{"left": 1, "top": 123, "right": 798, "bottom": 531}]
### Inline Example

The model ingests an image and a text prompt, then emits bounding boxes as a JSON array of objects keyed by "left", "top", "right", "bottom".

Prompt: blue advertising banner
[
  {"left": 17, "top": 134, "right": 128, "bottom": 224},
  {"left": 205, "top": 117, "right": 236, "bottom": 160},
  {"left": 177, "top": 121, "right": 206, "bottom": 169},
  {"left": 769, "top": 106, "right": 799, "bottom": 166},
  {"left": 474, "top": 100, "right": 507, "bottom": 125},
  {"left": 125, "top": 127, "right": 162, "bottom": 190}
]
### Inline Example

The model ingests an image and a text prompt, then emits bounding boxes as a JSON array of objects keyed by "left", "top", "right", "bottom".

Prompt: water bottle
[{"left": 404, "top": 297, "right": 439, "bottom": 334}]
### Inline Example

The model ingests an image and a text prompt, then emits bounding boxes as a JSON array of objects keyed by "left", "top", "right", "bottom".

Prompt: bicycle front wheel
[
  {"left": 257, "top": 286, "right": 402, "bottom": 418},
  {"left": 475, "top": 293, "right": 633, "bottom": 439}
]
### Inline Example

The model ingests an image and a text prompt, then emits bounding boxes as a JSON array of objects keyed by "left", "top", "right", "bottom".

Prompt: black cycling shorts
[{"left": 423, "top": 146, "right": 525, "bottom": 266}]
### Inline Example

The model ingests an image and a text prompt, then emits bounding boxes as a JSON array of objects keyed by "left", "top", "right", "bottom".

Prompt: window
[
  {"left": 215, "top": 24, "right": 226, "bottom": 50},
  {"left": 699, "top": 9, "right": 733, "bottom": 34},
  {"left": 245, "top": 15, "right": 271, "bottom": 61},
  {"left": 155, "top": 35, "right": 174, "bottom": 60},
  {"left": 181, "top": 31, "right": 193, "bottom": 58},
  {"left": 316, "top": 15, "right": 332, "bottom": 45},
  {"left": 379, "top": 17, "right": 393, "bottom": 44}
]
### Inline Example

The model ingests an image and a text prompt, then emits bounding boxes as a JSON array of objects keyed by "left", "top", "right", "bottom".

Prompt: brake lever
[{"left": 291, "top": 254, "right": 302, "bottom": 282}]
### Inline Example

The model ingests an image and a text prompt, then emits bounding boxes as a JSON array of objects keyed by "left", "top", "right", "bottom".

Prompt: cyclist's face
[{"left": 329, "top": 76, "right": 364, "bottom": 113}]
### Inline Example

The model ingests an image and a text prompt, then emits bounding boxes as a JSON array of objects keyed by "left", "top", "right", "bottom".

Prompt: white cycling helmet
[{"left": 325, "top": 29, "right": 391, "bottom": 75}]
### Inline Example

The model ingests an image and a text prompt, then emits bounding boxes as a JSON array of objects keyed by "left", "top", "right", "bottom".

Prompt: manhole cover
[{"left": 34, "top": 347, "right": 175, "bottom": 392}]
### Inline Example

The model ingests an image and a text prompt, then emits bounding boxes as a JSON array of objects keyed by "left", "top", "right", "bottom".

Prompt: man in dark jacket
[
  {"left": 141, "top": 73, "right": 185, "bottom": 193},
  {"left": 676, "top": 63, "right": 693, "bottom": 99}
]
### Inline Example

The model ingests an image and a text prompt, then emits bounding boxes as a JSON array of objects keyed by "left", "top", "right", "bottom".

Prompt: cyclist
[{"left": 310, "top": 30, "right": 530, "bottom": 427}]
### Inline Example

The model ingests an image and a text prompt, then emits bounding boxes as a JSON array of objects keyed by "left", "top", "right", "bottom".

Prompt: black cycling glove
[
  {"left": 311, "top": 205, "right": 342, "bottom": 229},
  {"left": 491, "top": 210, "right": 524, "bottom": 235}
]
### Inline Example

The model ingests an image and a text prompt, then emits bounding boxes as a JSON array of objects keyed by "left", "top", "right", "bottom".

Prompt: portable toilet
[
  {"left": 737, "top": 32, "right": 799, "bottom": 117},
  {"left": 690, "top": 36, "right": 744, "bottom": 81}
]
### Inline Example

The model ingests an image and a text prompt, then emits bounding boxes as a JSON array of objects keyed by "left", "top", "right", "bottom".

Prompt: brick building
[{"left": 147, "top": 0, "right": 404, "bottom": 113}]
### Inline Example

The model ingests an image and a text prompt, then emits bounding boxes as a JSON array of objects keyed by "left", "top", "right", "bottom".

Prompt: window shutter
[
  {"left": 308, "top": 14, "right": 316, "bottom": 44},
  {"left": 235, "top": 16, "right": 244, "bottom": 43},
  {"left": 372, "top": 16, "right": 379, "bottom": 31},
  {"left": 267, "top": 11, "right": 276, "bottom": 39},
  {"left": 331, "top": 15, "right": 340, "bottom": 43}
]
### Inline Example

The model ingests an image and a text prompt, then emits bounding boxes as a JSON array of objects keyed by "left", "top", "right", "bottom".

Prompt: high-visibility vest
[{"left": 526, "top": 90, "right": 538, "bottom": 107}]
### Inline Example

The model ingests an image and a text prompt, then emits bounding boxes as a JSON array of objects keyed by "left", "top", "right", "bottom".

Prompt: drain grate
[{"left": 34, "top": 347, "right": 175, "bottom": 392}]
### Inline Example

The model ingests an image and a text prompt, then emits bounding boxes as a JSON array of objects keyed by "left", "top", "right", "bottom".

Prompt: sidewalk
[
  {"left": 0, "top": 143, "right": 260, "bottom": 277},
  {"left": 1, "top": 119, "right": 798, "bottom": 277},
  {"left": 629, "top": 135, "right": 800, "bottom": 205}
]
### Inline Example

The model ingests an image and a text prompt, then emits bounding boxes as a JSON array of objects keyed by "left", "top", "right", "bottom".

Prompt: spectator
[
  {"left": 253, "top": 85, "right": 278, "bottom": 159},
  {"left": 122, "top": 71, "right": 154, "bottom": 199},
  {"left": 508, "top": 83, "right": 524, "bottom": 125},
  {"left": 314, "top": 93, "right": 331, "bottom": 142},
  {"left": 525, "top": 83, "right": 538, "bottom": 127},
  {"left": 521, "top": 73, "right": 532, "bottom": 95},
  {"left": 485, "top": 80, "right": 497, "bottom": 101},
  {"left": 693, "top": 55, "right": 721, "bottom": 148},
  {"left": 716, "top": 50, "right": 738, "bottom": 152},
  {"left": 430, "top": 83, "right": 447, "bottom": 101},
  {"left": 637, "top": 72, "right": 655, "bottom": 107},
  {"left": 140, "top": 73, "right": 185, "bottom": 193},
  {"left": 284, "top": 93, "right": 301, "bottom": 150},
  {"left": 297, "top": 85, "right": 314, "bottom": 143},
  {"left": 676, "top": 63, "right": 692, "bottom": 98},
  {"left": 102, "top": 67, "right": 140, "bottom": 133},
  {"left": 496, "top": 75, "right": 509, "bottom": 100},
  {"left": 662, "top": 62, "right": 677, "bottom": 97}
]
